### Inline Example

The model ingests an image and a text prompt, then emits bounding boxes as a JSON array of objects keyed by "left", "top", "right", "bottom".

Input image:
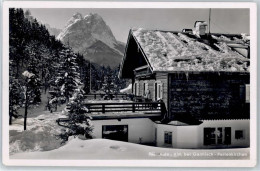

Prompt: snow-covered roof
[{"left": 131, "top": 28, "right": 250, "bottom": 72}]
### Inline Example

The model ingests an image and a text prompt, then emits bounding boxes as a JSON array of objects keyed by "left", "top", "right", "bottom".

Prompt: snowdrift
[
  {"left": 11, "top": 138, "right": 249, "bottom": 160},
  {"left": 9, "top": 112, "right": 65, "bottom": 155}
]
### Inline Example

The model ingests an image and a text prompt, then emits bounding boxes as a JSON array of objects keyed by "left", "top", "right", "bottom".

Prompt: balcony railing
[{"left": 84, "top": 102, "right": 164, "bottom": 114}]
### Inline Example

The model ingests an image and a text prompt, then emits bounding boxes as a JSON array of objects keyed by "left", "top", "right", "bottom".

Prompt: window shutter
[
  {"left": 246, "top": 84, "right": 250, "bottom": 103},
  {"left": 136, "top": 82, "right": 139, "bottom": 96},
  {"left": 160, "top": 83, "right": 163, "bottom": 99},
  {"left": 154, "top": 82, "right": 157, "bottom": 101},
  {"left": 145, "top": 82, "right": 149, "bottom": 93},
  {"left": 133, "top": 83, "right": 135, "bottom": 95}
]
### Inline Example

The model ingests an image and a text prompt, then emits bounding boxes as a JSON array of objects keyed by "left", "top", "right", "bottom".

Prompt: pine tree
[
  {"left": 22, "top": 71, "right": 41, "bottom": 130},
  {"left": 9, "top": 74, "right": 22, "bottom": 125},
  {"left": 25, "top": 41, "right": 42, "bottom": 103},
  {"left": 76, "top": 54, "right": 91, "bottom": 94},
  {"left": 58, "top": 88, "right": 93, "bottom": 143},
  {"left": 53, "top": 47, "right": 82, "bottom": 102}
]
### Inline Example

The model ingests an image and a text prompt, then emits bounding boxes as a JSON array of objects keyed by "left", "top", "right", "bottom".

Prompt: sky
[{"left": 27, "top": 8, "right": 250, "bottom": 43}]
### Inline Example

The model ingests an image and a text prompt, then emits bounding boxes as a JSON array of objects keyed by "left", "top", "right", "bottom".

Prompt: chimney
[{"left": 193, "top": 21, "right": 208, "bottom": 36}]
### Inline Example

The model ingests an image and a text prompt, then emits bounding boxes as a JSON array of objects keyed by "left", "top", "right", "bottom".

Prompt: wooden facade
[
  {"left": 119, "top": 29, "right": 250, "bottom": 123},
  {"left": 132, "top": 72, "right": 168, "bottom": 107},
  {"left": 168, "top": 72, "right": 249, "bottom": 120}
]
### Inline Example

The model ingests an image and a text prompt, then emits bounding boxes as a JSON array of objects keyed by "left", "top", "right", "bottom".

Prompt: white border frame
[{"left": 2, "top": 1, "right": 257, "bottom": 167}]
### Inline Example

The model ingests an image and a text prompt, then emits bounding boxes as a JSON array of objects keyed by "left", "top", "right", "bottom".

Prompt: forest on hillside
[{"left": 9, "top": 8, "right": 127, "bottom": 130}]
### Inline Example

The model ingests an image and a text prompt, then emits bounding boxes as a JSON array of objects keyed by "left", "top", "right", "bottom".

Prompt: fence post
[
  {"left": 102, "top": 104, "right": 105, "bottom": 113},
  {"left": 132, "top": 103, "right": 135, "bottom": 112},
  {"left": 94, "top": 94, "right": 96, "bottom": 99}
]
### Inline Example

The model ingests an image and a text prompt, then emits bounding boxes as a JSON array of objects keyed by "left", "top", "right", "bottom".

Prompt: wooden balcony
[{"left": 84, "top": 102, "right": 164, "bottom": 114}]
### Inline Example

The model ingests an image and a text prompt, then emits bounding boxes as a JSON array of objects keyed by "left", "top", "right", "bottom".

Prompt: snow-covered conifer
[
  {"left": 52, "top": 47, "right": 82, "bottom": 103},
  {"left": 58, "top": 88, "right": 92, "bottom": 143},
  {"left": 22, "top": 70, "right": 41, "bottom": 130}
]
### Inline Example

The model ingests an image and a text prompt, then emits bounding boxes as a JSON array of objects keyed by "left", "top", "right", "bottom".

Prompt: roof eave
[
  {"left": 131, "top": 30, "right": 154, "bottom": 73},
  {"left": 153, "top": 70, "right": 250, "bottom": 74},
  {"left": 118, "top": 29, "right": 132, "bottom": 79}
]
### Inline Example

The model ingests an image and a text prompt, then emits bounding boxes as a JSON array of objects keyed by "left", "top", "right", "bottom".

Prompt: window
[
  {"left": 240, "top": 84, "right": 250, "bottom": 103},
  {"left": 164, "top": 131, "right": 172, "bottom": 145},
  {"left": 143, "top": 82, "right": 149, "bottom": 98},
  {"left": 134, "top": 82, "right": 139, "bottom": 96},
  {"left": 217, "top": 128, "right": 223, "bottom": 144},
  {"left": 246, "top": 84, "right": 250, "bottom": 103},
  {"left": 224, "top": 127, "right": 231, "bottom": 145},
  {"left": 204, "top": 127, "right": 231, "bottom": 145},
  {"left": 154, "top": 81, "right": 163, "bottom": 101},
  {"left": 235, "top": 130, "right": 244, "bottom": 139},
  {"left": 204, "top": 128, "right": 216, "bottom": 145}
]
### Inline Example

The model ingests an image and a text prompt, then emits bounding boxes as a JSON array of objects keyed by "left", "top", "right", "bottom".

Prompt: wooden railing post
[
  {"left": 102, "top": 104, "right": 105, "bottom": 113},
  {"left": 132, "top": 103, "right": 135, "bottom": 112},
  {"left": 94, "top": 94, "right": 96, "bottom": 99}
]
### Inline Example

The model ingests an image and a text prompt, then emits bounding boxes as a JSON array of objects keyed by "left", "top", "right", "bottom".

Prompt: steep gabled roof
[{"left": 131, "top": 28, "right": 250, "bottom": 73}]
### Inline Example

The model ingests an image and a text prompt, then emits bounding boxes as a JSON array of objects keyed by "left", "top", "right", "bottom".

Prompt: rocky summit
[{"left": 57, "top": 12, "right": 125, "bottom": 68}]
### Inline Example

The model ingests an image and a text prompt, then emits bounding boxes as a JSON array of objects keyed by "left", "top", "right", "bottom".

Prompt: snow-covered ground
[
  {"left": 9, "top": 98, "right": 249, "bottom": 160},
  {"left": 9, "top": 111, "right": 66, "bottom": 155},
  {"left": 10, "top": 138, "right": 249, "bottom": 160},
  {"left": 9, "top": 99, "right": 132, "bottom": 155}
]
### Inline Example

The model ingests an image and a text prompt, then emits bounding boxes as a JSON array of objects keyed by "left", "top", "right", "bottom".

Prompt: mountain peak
[
  {"left": 73, "top": 12, "right": 83, "bottom": 20},
  {"left": 65, "top": 12, "right": 83, "bottom": 27},
  {"left": 57, "top": 12, "right": 125, "bottom": 67},
  {"left": 84, "top": 13, "right": 101, "bottom": 19}
]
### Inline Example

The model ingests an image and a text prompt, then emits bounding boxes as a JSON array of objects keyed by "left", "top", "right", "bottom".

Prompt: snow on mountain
[{"left": 57, "top": 13, "right": 125, "bottom": 67}]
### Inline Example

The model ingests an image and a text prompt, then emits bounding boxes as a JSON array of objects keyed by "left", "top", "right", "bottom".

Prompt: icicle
[{"left": 185, "top": 72, "right": 189, "bottom": 81}]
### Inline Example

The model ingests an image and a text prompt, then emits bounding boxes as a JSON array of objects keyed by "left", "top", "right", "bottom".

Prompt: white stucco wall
[
  {"left": 197, "top": 119, "right": 250, "bottom": 148},
  {"left": 91, "top": 118, "right": 249, "bottom": 149},
  {"left": 175, "top": 125, "right": 199, "bottom": 148},
  {"left": 155, "top": 124, "right": 198, "bottom": 148},
  {"left": 91, "top": 118, "right": 155, "bottom": 144},
  {"left": 156, "top": 119, "right": 249, "bottom": 149},
  {"left": 155, "top": 124, "right": 177, "bottom": 148}
]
